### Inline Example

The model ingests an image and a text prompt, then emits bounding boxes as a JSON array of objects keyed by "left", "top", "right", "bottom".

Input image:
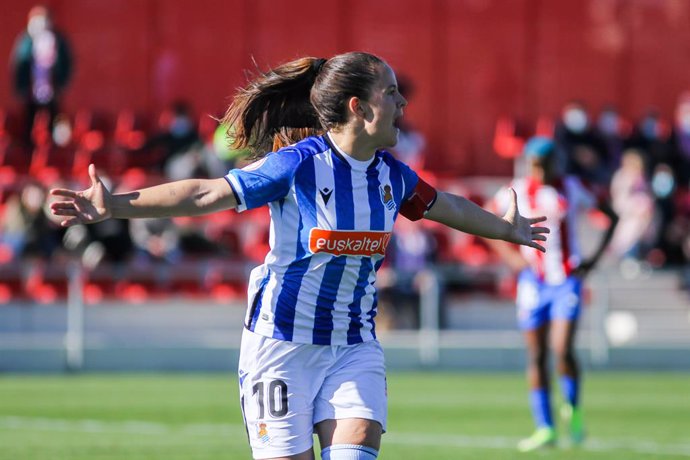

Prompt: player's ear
[{"left": 348, "top": 96, "right": 369, "bottom": 121}]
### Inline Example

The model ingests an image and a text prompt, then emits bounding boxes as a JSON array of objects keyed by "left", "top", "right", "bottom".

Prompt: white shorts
[{"left": 238, "top": 328, "right": 387, "bottom": 459}]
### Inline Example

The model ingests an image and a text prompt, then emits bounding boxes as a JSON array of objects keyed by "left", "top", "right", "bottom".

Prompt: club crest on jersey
[
  {"left": 379, "top": 184, "right": 396, "bottom": 211},
  {"left": 257, "top": 422, "right": 271, "bottom": 445}
]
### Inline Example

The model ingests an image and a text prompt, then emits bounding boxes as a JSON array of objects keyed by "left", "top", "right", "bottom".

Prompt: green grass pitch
[{"left": 1, "top": 372, "right": 689, "bottom": 459}]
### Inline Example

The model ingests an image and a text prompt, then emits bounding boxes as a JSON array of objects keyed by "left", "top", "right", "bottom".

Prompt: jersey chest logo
[
  {"left": 379, "top": 184, "right": 396, "bottom": 212},
  {"left": 319, "top": 187, "right": 333, "bottom": 206},
  {"left": 309, "top": 229, "right": 392, "bottom": 256}
]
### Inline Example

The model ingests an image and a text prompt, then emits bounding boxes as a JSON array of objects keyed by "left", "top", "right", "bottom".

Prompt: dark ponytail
[
  {"left": 221, "top": 56, "right": 323, "bottom": 157},
  {"left": 222, "top": 52, "right": 385, "bottom": 159}
]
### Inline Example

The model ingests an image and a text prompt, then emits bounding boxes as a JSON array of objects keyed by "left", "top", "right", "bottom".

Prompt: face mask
[
  {"left": 564, "top": 109, "right": 588, "bottom": 134},
  {"left": 598, "top": 112, "right": 619, "bottom": 136},
  {"left": 170, "top": 116, "right": 192, "bottom": 137},
  {"left": 53, "top": 119, "right": 72, "bottom": 147},
  {"left": 23, "top": 185, "right": 45, "bottom": 211},
  {"left": 651, "top": 169, "right": 674, "bottom": 198},
  {"left": 28, "top": 16, "right": 48, "bottom": 38},
  {"left": 641, "top": 118, "right": 658, "bottom": 139}
]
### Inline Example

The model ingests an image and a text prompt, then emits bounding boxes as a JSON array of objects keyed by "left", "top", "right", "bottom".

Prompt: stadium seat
[
  {"left": 0, "top": 165, "right": 19, "bottom": 198},
  {"left": 493, "top": 116, "right": 524, "bottom": 159},
  {"left": 30, "top": 110, "right": 52, "bottom": 148},
  {"left": 116, "top": 281, "right": 151, "bottom": 304},
  {"left": 114, "top": 109, "right": 146, "bottom": 150},
  {"left": 204, "top": 260, "right": 246, "bottom": 302},
  {"left": 0, "top": 263, "right": 23, "bottom": 302},
  {"left": 24, "top": 262, "right": 68, "bottom": 304},
  {"left": 535, "top": 115, "right": 555, "bottom": 137}
]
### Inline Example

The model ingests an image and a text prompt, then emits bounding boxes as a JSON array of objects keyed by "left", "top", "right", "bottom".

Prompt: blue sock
[
  {"left": 321, "top": 444, "right": 378, "bottom": 460},
  {"left": 560, "top": 375, "right": 579, "bottom": 406},
  {"left": 529, "top": 388, "right": 553, "bottom": 428}
]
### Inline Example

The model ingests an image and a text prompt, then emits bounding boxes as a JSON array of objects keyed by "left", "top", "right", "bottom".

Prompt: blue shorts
[{"left": 515, "top": 269, "right": 582, "bottom": 330}]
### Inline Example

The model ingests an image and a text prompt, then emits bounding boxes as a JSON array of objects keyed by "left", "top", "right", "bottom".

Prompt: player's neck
[{"left": 328, "top": 130, "right": 376, "bottom": 162}]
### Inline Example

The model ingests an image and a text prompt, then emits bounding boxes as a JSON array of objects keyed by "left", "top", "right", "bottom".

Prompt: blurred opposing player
[
  {"left": 49, "top": 52, "right": 549, "bottom": 460},
  {"left": 487, "top": 137, "right": 618, "bottom": 451}
]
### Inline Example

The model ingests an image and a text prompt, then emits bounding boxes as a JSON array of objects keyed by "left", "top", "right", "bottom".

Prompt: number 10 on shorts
[{"left": 253, "top": 379, "right": 289, "bottom": 419}]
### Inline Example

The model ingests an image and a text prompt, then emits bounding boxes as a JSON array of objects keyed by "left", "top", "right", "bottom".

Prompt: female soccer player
[
  {"left": 50, "top": 52, "right": 549, "bottom": 460},
  {"left": 487, "top": 136, "right": 617, "bottom": 452}
]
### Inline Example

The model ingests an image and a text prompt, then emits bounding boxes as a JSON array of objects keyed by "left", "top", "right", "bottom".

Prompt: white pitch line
[
  {"left": 0, "top": 416, "right": 243, "bottom": 436},
  {"left": 2, "top": 416, "right": 690, "bottom": 457},
  {"left": 383, "top": 432, "right": 690, "bottom": 457}
]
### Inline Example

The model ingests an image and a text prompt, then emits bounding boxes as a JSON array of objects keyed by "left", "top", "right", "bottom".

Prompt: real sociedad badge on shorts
[
  {"left": 257, "top": 422, "right": 271, "bottom": 445},
  {"left": 379, "top": 184, "right": 396, "bottom": 211}
]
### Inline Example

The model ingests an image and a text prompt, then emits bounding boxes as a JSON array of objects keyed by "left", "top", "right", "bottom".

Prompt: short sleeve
[
  {"left": 225, "top": 149, "right": 302, "bottom": 212},
  {"left": 396, "top": 159, "right": 420, "bottom": 202}
]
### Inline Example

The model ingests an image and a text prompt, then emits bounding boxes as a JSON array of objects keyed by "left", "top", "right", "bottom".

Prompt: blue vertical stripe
[
  {"left": 367, "top": 258, "right": 385, "bottom": 338},
  {"left": 312, "top": 153, "right": 353, "bottom": 344},
  {"left": 248, "top": 270, "right": 271, "bottom": 331},
  {"left": 368, "top": 290, "right": 378, "bottom": 339},
  {"left": 374, "top": 258, "right": 385, "bottom": 271},
  {"left": 346, "top": 258, "right": 373, "bottom": 344},
  {"left": 344, "top": 159, "right": 382, "bottom": 343},
  {"left": 367, "top": 158, "right": 385, "bottom": 231},
  {"left": 295, "top": 157, "right": 318, "bottom": 255},
  {"left": 272, "top": 158, "right": 317, "bottom": 341},
  {"left": 313, "top": 256, "right": 347, "bottom": 345},
  {"left": 272, "top": 257, "right": 311, "bottom": 341},
  {"left": 333, "top": 153, "right": 354, "bottom": 230}
]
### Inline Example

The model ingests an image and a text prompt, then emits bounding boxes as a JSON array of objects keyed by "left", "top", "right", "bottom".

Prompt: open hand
[
  {"left": 50, "top": 164, "right": 112, "bottom": 227},
  {"left": 502, "top": 188, "right": 549, "bottom": 252}
]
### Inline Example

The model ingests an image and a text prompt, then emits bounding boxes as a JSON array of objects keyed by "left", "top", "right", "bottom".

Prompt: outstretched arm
[
  {"left": 573, "top": 201, "right": 619, "bottom": 277},
  {"left": 50, "top": 164, "right": 237, "bottom": 227},
  {"left": 424, "top": 189, "right": 549, "bottom": 252}
]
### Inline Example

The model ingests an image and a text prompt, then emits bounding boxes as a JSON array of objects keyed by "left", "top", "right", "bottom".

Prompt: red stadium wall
[{"left": 1, "top": 0, "right": 689, "bottom": 176}]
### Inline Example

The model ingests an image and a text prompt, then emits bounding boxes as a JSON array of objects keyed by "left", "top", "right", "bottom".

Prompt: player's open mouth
[{"left": 393, "top": 113, "right": 403, "bottom": 129}]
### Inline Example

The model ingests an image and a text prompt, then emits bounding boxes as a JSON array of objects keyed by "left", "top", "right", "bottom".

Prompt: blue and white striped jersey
[{"left": 225, "top": 134, "right": 419, "bottom": 345}]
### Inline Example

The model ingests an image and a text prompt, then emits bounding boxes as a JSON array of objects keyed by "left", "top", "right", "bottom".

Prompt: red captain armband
[{"left": 399, "top": 177, "right": 438, "bottom": 221}]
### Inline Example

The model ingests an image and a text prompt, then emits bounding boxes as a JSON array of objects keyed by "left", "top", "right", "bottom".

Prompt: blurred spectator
[
  {"left": 61, "top": 173, "right": 134, "bottom": 269},
  {"left": 62, "top": 218, "right": 133, "bottom": 271},
  {"left": 390, "top": 76, "right": 426, "bottom": 170},
  {"left": 625, "top": 109, "right": 688, "bottom": 267},
  {"left": 627, "top": 110, "right": 676, "bottom": 178},
  {"left": 129, "top": 217, "right": 182, "bottom": 265},
  {"left": 11, "top": 5, "right": 73, "bottom": 146},
  {"left": 193, "top": 115, "right": 230, "bottom": 178},
  {"left": 609, "top": 149, "right": 656, "bottom": 262},
  {"left": 595, "top": 105, "right": 629, "bottom": 173},
  {"left": 214, "top": 121, "right": 253, "bottom": 169},
  {"left": 677, "top": 189, "right": 690, "bottom": 266},
  {"left": 1, "top": 179, "right": 64, "bottom": 260},
  {"left": 646, "top": 163, "right": 678, "bottom": 266},
  {"left": 669, "top": 92, "right": 690, "bottom": 186},
  {"left": 555, "top": 101, "right": 609, "bottom": 186},
  {"left": 137, "top": 100, "right": 202, "bottom": 177},
  {"left": 377, "top": 217, "right": 438, "bottom": 329},
  {"left": 173, "top": 216, "right": 225, "bottom": 258}
]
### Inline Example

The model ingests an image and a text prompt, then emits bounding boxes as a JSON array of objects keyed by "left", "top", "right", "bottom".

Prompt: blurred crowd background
[{"left": 1, "top": 0, "right": 690, "bottom": 328}]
